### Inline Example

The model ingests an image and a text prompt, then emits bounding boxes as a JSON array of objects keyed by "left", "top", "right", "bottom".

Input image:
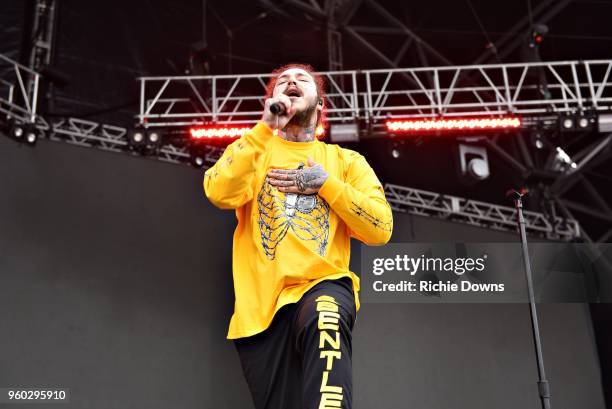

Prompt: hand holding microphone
[
  {"left": 262, "top": 94, "right": 296, "bottom": 131},
  {"left": 269, "top": 102, "right": 285, "bottom": 115}
]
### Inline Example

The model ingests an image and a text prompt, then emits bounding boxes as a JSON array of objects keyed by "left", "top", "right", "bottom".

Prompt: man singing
[{"left": 203, "top": 63, "right": 393, "bottom": 409}]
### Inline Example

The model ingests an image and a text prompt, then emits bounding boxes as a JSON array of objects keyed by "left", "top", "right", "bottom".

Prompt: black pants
[{"left": 234, "top": 277, "right": 357, "bottom": 409}]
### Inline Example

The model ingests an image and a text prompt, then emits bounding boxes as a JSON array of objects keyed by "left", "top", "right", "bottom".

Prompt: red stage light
[
  {"left": 189, "top": 126, "right": 251, "bottom": 140},
  {"left": 385, "top": 116, "right": 522, "bottom": 134},
  {"left": 189, "top": 124, "right": 326, "bottom": 140}
]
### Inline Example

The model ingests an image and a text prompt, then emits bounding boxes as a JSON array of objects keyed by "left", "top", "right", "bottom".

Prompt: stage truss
[
  {"left": 5, "top": 52, "right": 612, "bottom": 242},
  {"left": 0, "top": 54, "right": 40, "bottom": 124},
  {"left": 36, "top": 116, "right": 224, "bottom": 166},
  {"left": 385, "top": 184, "right": 579, "bottom": 241},
  {"left": 5, "top": 114, "right": 583, "bottom": 241},
  {"left": 136, "top": 60, "right": 612, "bottom": 131}
]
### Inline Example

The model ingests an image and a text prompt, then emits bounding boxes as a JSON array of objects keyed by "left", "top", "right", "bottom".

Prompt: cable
[
  {"left": 526, "top": 0, "right": 535, "bottom": 28},
  {"left": 465, "top": 0, "right": 502, "bottom": 64},
  {"left": 206, "top": 1, "right": 287, "bottom": 73}
]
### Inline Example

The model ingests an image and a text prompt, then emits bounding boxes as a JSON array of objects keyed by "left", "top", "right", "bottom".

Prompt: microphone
[{"left": 270, "top": 102, "right": 286, "bottom": 115}]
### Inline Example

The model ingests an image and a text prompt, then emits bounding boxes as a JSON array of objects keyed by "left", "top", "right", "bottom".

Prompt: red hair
[{"left": 264, "top": 63, "right": 327, "bottom": 137}]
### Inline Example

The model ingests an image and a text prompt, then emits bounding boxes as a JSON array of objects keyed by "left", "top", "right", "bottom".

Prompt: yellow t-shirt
[{"left": 203, "top": 122, "right": 393, "bottom": 339}]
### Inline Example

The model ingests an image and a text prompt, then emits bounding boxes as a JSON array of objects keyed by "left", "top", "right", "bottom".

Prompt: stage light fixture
[
  {"left": 189, "top": 146, "right": 207, "bottom": 169},
  {"left": 531, "top": 132, "right": 545, "bottom": 150},
  {"left": 387, "top": 140, "right": 404, "bottom": 159},
  {"left": 385, "top": 116, "right": 522, "bottom": 135},
  {"left": 13, "top": 125, "right": 24, "bottom": 139},
  {"left": 193, "top": 156, "right": 205, "bottom": 168},
  {"left": 128, "top": 128, "right": 146, "bottom": 148},
  {"left": 189, "top": 124, "right": 324, "bottom": 141},
  {"left": 147, "top": 130, "right": 161, "bottom": 144},
  {"left": 7, "top": 121, "right": 38, "bottom": 146},
  {"left": 530, "top": 24, "right": 548, "bottom": 47},
  {"left": 25, "top": 129, "right": 38, "bottom": 145},
  {"left": 559, "top": 113, "right": 595, "bottom": 132},
  {"left": 189, "top": 126, "right": 251, "bottom": 140},
  {"left": 458, "top": 144, "right": 490, "bottom": 182},
  {"left": 128, "top": 127, "right": 166, "bottom": 153},
  {"left": 329, "top": 123, "right": 359, "bottom": 143},
  {"left": 143, "top": 129, "right": 163, "bottom": 152},
  {"left": 598, "top": 113, "right": 612, "bottom": 132},
  {"left": 552, "top": 147, "right": 577, "bottom": 172}
]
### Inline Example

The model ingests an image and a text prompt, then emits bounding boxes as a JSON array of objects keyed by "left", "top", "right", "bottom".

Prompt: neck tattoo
[{"left": 281, "top": 125, "right": 316, "bottom": 142}]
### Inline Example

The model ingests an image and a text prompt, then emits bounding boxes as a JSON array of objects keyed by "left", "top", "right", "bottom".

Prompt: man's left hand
[{"left": 267, "top": 158, "right": 329, "bottom": 195}]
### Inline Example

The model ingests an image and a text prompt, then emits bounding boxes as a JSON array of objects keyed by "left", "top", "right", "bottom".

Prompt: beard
[{"left": 285, "top": 99, "right": 318, "bottom": 129}]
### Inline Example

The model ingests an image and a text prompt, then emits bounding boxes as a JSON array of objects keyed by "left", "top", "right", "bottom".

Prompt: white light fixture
[
  {"left": 598, "top": 114, "right": 612, "bottom": 133},
  {"left": 552, "top": 147, "right": 577, "bottom": 172},
  {"left": 132, "top": 131, "right": 144, "bottom": 143},
  {"left": 25, "top": 130, "right": 37, "bottom": 145},
  {"left": 148, "top": 131, "right": 160, "bottom": 144},
  {"left": 329, "top": 123, "right": 359, "bottom": 143},
  {"left": 458, "top": 144, "right": 490, "bottom": 181}
]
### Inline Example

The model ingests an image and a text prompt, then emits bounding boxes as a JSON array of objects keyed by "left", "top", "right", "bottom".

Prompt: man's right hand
[{"left": 261, "top": 94, "right": 297, "bottom": 131}]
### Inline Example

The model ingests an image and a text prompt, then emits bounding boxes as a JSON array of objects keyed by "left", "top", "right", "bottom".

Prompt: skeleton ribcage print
[{"left": 257, "top": 177, "right": 330, "bottom": 260}]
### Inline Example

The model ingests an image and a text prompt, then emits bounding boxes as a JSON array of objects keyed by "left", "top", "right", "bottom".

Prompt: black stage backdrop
[{"left": 0, "top": 136, "right": 606, "bottom": 409}]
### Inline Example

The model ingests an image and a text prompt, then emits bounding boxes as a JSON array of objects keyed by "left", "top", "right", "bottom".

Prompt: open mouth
[{"left": 285, "top": 88, "right": 302, "bottom": 97}]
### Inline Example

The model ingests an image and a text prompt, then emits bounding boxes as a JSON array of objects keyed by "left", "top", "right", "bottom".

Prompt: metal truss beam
[
  {"left": 28, "top": 0, "right": 57, "bottom": 72},
  {"left": 136, "top": 59, "right": 612, "bottom": 129},
  {"left": 284, "top": 0, "right": 327, "bottom": 18},
  {"left": 362, "top": 60, "right": 612, "bottom": 124},
  {"left": 137, "top": 70, "right": 361, "bottom": 127},
  {"left": 385, "top": 183, "right": 579, "bottom": 241},
  {"left": 0, "top": 54, "right": 41, "bottom": 123},
  {"left": 326, "top": 0, "right": 344, "bottom": 71},
  {"left": 7, "top": 115, "right": 581, "bottom": 241},
  {"left": 35, "top": 117, "right": 223, "bottom": 166}
]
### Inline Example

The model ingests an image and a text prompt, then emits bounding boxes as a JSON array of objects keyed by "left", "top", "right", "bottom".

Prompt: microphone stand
[{"left": 508, "top": 189, "right": 551, "bottom": 409}]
